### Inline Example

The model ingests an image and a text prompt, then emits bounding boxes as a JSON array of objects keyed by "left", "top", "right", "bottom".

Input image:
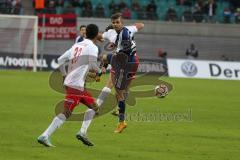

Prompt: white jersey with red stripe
[{"left": 58, "top": 39, "right": 100, "bottom": 91}]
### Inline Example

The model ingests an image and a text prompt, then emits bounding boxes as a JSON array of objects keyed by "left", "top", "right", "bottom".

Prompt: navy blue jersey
[
  {"left": 75, "top": 36, "right": 84, "bottom": 43},
  {"left": 115, "top": 26, "right": 137, "bottom": 57}
]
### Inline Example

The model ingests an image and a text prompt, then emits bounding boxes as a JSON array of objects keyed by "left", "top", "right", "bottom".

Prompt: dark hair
[
  {"left": 105, "top": 24, "right": 114, "bottom": 31},
  {"left": 86, "top": 24, "right": 99, "bottom": 39},
  {"left": 111, "top": 13, "right": 122, "bottom": 20},
  {"left": 79, "top": 25, "right": 86, "bottom": 30}
]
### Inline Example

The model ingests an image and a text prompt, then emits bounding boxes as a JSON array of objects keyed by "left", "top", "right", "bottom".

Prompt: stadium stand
[
  {"left": 1, "top": 0, "right": 238, "bottom": 24},
  {"left": 0, "top": 0, "right": 22, "bottom": 14},
  {"left": 28, "top": 0, "right": 240, "bottom": 24}
]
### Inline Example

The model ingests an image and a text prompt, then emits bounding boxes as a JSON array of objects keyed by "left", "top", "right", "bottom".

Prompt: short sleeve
[
  {"left": 102, "top": 29, "right": 116, "bottom": 43},
  {"left": 102, "top": 31, "right": 109, "bottom": 40},
  {"left": 126, "top": 26, "right": 138, "bottom": 34}
]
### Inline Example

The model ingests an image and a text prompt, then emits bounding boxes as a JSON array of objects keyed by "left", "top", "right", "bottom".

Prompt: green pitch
[{"left": 0, "top": 70, "right": 239, "bottom": 160}]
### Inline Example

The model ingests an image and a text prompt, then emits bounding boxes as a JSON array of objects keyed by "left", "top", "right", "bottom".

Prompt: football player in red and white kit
[{"left": 37, "top": 24, "right": 102, "bottom": 147}]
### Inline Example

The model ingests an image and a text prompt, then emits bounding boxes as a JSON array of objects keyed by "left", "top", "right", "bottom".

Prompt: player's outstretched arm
[
  {"left": 57, "top": 49, "right": 71, "bottom": 76},
  {"left": 57, "top": 49, "right": 71, "bottom": 65},
  {"left": 134, "top": 23, "right": 144, "bottom": 31}
]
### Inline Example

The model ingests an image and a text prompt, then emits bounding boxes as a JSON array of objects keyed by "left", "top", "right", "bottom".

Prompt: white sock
[
  {"left": 77, "top": 87, "right": 111, "bottom": 135},
  {"left": 78, "top": 109, "right": 96, "bottom": 135},
  {"left": 96, "top": 87, "right": 111, "bottom": 107},
  {"left": 41, "top": 113, "right": 66, "bottom": 138}
]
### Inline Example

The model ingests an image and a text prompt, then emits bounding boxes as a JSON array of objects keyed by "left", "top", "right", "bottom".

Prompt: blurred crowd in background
[
  {"left": 0, "top": 0, "right": 22, "bottom": 14},
  {"left": 0, "top": 0, "right": 240, "bottom": 24}
]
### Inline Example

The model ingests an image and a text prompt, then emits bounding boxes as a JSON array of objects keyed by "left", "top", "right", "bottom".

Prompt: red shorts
[
  {"left": 111, "top": 54, "right": 139, "bottom": 80},
  {"left": 64, "top": 87, "right": 95, "bottom": 112}
]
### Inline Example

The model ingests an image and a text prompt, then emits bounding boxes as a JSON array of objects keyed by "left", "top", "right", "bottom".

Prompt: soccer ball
[{"left": 155, "top": 84, "right": 169, "bottom": 98}]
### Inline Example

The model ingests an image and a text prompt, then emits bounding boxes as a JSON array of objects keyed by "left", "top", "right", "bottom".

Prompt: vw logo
[{"left": 181, "top": 61, "right": 198, "bottom": 77}]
